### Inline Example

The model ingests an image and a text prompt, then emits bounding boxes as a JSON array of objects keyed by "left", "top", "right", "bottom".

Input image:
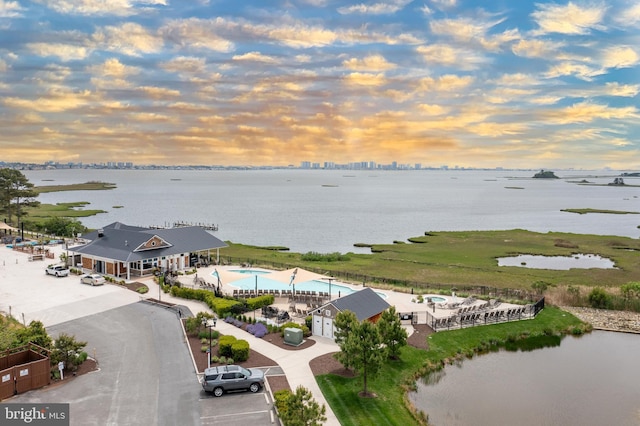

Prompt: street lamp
[
  {"left": 323, "top": 277, "right": 335, "bottom": 301},
  {"left": 201, "top": 316, "right": 217, "bottom": 369}
]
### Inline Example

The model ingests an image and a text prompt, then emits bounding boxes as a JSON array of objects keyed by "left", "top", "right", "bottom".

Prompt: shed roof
[{"left": 329, "top": 287, "right": 390, "bottom": 321}]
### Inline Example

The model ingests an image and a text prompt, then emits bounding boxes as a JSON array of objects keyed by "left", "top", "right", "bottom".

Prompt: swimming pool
[{"left": 213, "top": 269, "right": 386, "bottom": 298}]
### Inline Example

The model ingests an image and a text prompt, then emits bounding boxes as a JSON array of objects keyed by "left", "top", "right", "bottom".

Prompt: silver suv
[{"left": 201, "top": 365, "right": 265, "bottom": 397}]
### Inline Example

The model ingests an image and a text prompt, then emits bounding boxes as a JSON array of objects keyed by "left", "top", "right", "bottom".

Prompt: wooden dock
[{"left": 147, "top": 221, "right": 218, "bottom": 231}]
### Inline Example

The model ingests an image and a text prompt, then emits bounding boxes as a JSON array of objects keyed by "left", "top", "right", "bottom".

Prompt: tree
[
  {"left": 41, "top": 216, "right": 85, "bottom": 237},
  {"left": 278, "top": 386, "right": 327, "bottom": 426},
  {"left": 50, "top": 333, "right": 88, "bottom": 371},
  {"left": 0, "top": 168, "right": 39, "bottom": 225},
  {"left": 377, "top": 306, "right": 407, "bottom": 360},
  {"left": 333, "top": 310, "right": 359, "bottom": 370},
  {"left": 16, "top": 320, "right": 52, "bottom": 349},
  {"left": 335, "top": 314, "right": 384, "bottom": 396}
]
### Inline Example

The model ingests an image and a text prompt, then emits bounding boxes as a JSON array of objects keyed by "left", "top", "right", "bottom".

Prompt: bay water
[{"left": 24, "top": 169, "right": 640, "bottom": 254}]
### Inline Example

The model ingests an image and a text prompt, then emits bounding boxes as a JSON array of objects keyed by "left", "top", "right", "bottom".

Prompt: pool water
[
  {"left": 213, "top": 269, "right": 387, "bottom": 298},
  {"left": 428, "top": 296, "right": 447, "bottom": 303},
  {"left": 213, "top": 270, "right": 351, "bottom": 295}
]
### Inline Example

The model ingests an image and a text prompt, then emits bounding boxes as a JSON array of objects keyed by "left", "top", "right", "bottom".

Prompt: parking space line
[{"left": 200, "top": 409, "right": 271, "bottom": 420}]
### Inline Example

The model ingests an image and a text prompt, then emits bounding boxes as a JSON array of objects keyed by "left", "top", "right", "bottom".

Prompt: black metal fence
[
  {"left": 219, "top": 256, "right": 541, "bottom": 303},
  {"left": 410, "top": 297, "right": 545, "bottom": 331}
]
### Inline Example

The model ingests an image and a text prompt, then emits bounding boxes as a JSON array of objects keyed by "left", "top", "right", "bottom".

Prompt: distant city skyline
[
  {"left": 1, "top": 159, "right": 629, "bottom": 172},
  {"left": 0, "top": 1, "right": 638, "bottom": 169}
]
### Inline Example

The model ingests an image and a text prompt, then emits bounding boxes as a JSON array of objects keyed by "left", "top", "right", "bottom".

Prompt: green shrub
[
  {"left": 231, "top": 339, "right": 250, "bottom": 362},
  {"left": 211, "top": 356, "right": 219, "bottom": 363},
  {"left": 136, "top": 286, "right": 148, "bottom": 294},
  {"left": 218, "top": 356, "right": 226, "bottom": 364},
  {"left": 218, "top": 335, "right": 237, "bottom": 357},
  {"left": 274, "top": 389, "right": 292, "bottom": 416},
  {"left": 300, "top": 251, "right": 350, "bottom": 262},
  {"left": 198, "top": 329, "right": 220, "bottom": 340},
  {"left": 588, "top": 287, "right": 611, "bottom": 309},
  {"left": 200, "top": 338, "right": 208, "bottom": 344},
  {"left": 201, "top": 345, "right": 209, "bottom": 353},
  {"left": 280, "top": 322, "right": 310, "bottom": 337}
]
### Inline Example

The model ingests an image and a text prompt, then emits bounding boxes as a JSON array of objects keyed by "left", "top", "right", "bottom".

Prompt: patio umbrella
[
  {"left": 267, "top": 267, "right": 330, "bottom": 286},
  {"left": 0, "top": 222, "right": 17, "bottom": 231},
  {"left": 214, "top": 269, "right": 249, "bottom": 286}
]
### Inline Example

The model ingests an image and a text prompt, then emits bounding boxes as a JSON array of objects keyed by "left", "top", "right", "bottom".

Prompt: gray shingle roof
[
  {"left": 72, "top": 222, "right": 227, "bottom": 262},
  {"left": 330, "top": 287, "right": 390, "bottom": 321}
]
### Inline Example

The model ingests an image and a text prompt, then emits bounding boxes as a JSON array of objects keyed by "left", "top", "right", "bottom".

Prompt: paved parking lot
[{"left": 200, "top": 389, "right": 274, "bottom": 425}]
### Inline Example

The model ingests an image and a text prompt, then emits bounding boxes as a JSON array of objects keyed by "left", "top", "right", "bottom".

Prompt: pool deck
[{"left": 176, "top": 264, "right": 523, "bottom": 323}]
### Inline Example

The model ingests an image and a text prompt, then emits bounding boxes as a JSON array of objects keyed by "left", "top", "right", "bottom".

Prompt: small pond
[
  {"left": 410, "top": 331, "right": 640, "bottom": 426},
  {"left": 497, "top": 254, "right": 616, "bottom": 270}
]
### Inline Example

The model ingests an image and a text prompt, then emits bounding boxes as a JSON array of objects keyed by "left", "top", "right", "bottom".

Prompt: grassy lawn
[{"left": 317, "top": 307, "right": 587, "bottom": 426}]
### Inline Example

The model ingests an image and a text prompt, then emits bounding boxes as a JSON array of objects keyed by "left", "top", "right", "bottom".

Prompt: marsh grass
[{"left": 222, "top": 230, "right": 640, "bottom": 292}]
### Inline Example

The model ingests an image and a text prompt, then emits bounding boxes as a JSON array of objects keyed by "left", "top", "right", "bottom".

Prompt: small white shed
[{"left": 311, "top": 287, "right": 390, "bottom": 340}]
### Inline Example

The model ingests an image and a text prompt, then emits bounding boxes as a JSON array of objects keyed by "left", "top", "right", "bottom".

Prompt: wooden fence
[{"left": 0, "top": 344, "right": 50, "bottom": 401}]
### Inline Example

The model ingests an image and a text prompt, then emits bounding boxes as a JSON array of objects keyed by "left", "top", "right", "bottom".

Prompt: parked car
[
  {"left": 201, "top": 365, "right": 264, "bottom": 397},
  {"left": 45, "top": 265, "right": 70, "bottom": 277},
  {"left": 80, "top": 274, "right": 105, "bottom": 286}
]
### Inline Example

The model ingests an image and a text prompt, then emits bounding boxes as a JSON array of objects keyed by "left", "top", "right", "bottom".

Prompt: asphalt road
[
  {"left": 9, "top": 302, "right": 201, "bottom": 426},
  {"left": 7, "top": 301, "right": 277, "bottom": 426}
]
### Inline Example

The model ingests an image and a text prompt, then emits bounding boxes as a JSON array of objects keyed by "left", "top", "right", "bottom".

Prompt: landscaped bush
[
  {"left": 169, "top": 287, "right": 242, "bottom": 316},
  {"left": 198, "top": 329, "right": 220, "bottom": 340},
  {"left": 279, "top": 321, "right": 310, "bottom": 337},
  {"left": 245, "top": 295, "right": 275, "bottom": 311},
  {"left": 274, "top": 389, "right": 292, "bottom": 416},
  {"left": 247, "top": 322, "right": 269, "bottom": 338},
  {"left": 218, "top": 335, "right": 237, "bottom": 357},
  {"left": 231, "top": 339, "right": 250, "bottom": 362}
]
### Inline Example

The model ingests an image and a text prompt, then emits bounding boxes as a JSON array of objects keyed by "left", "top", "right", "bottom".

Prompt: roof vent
[{"left": 97, "top": 229, "right": 104, "bottom": 237}]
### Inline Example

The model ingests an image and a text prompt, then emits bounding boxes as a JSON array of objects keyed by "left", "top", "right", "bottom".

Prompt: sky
[{"left": 0, "top": 0, "right": 639, "bottom": 169}]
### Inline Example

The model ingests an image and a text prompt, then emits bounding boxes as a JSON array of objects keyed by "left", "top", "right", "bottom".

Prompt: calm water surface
[
  {"left": 25, "top": 169, "right": 640, "bottom": 253},
  {"left": 410, "top": 330, "right": 640, "bottom": 426}
]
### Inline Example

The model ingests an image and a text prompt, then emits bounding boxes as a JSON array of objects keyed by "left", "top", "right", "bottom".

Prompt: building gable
[
  {"left": 325, "top": 288, "right": 391, "bottom": 321},
  {"left": 134, "top": 235, "right": 172, "bottom": 252}
]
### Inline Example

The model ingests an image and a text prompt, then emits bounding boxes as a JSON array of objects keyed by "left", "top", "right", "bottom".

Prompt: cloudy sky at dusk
[{"left": 1, "top": 0, "right": 638, "bottom": 169}]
